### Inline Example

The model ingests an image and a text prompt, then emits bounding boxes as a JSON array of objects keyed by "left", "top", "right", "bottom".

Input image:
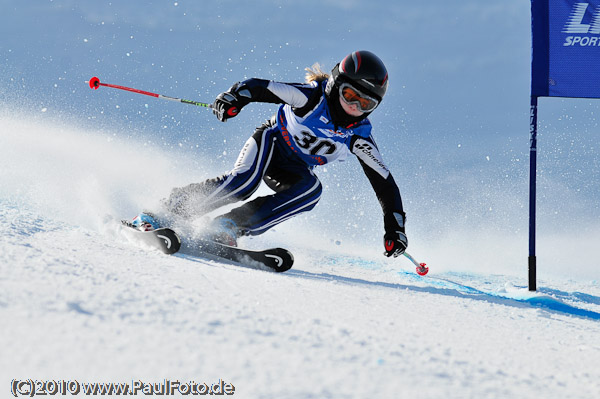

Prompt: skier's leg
[
  {"left": 220, "top": 165, "right": 322, "bottom": 236},
  {"left": 164, "top": 121, "right": 278, "bottom": 218}
]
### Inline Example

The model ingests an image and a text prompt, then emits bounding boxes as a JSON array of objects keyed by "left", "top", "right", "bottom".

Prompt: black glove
[
  {"left": 212, "top": 82, "right": 252, "bottom": 122},
  {"left": 383, "top": 211, "right": 408, "bottom": 257},
  {"left": 383, "top": 230, "right": 408, "bottom": 257}
]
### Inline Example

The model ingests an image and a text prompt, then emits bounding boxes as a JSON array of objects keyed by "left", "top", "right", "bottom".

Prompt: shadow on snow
[{"left": 285, "top": 269, "right": 600, "bottom": 321}]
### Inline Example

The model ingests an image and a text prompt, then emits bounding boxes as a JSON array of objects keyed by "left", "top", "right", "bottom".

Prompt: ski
[
  {"left": 121, "top": 217, "right": 293, "bottom": 272},
  {"left": 121, "top": 221, "right": 181, "bottom": 255},
  {"left": 194, "top": 239, "right": 294, "bottom": 273}
]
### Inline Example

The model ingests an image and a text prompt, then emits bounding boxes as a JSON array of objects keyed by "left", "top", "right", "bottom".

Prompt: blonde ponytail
[{"left": 304, "top": 63, "right": 330, "bottom": 83}]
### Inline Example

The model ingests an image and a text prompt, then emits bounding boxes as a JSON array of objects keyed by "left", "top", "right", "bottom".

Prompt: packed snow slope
[{"left": 1, "top": 114, "right": 600, "bottom": 399}]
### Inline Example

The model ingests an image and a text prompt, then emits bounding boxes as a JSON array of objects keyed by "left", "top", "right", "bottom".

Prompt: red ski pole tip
[
  {"left": 416, "top": 262, "right": 429, "bottom": 276},
  {"left": 89, "top": 76, "right": 100, "bottom": 90}
]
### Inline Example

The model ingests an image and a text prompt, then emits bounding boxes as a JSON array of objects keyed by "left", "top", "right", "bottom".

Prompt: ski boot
[
  {"left": 208, "top": 217, "right": 238, "bottom": 247},
  {"left": 129, "top": 212, "right": 161, "bottom": 232}
]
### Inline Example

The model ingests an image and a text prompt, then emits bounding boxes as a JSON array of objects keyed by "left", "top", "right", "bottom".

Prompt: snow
[{"left": 1, "top": 115, "right": 599, "bottom": 399}]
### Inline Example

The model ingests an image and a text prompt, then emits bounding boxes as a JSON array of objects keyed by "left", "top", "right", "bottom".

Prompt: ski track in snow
[{"left": 2, "top": 116, "right": 600, "bottom": 398}]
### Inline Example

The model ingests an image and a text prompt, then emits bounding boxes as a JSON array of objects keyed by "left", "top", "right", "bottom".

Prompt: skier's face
[
  {"left": 339, "top": 94, "right": 365, "bottom": 117},
  {"left": 338, "top": 83, "right": 378, "bottom": 116}
]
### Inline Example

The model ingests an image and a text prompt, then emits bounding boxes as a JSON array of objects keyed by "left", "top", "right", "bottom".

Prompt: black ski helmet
[{"left": 325, "top": 50, "right": 388, "bottom": 126}]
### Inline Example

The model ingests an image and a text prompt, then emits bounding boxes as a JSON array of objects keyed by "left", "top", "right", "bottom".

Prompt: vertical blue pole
[{"left": 529, "top": 96, "right": 538, "bottom": 291}]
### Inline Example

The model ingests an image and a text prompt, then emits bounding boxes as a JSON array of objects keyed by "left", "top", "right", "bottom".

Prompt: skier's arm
[
  {"left": 213, "top": 78, "right": 315, "bottom": 121},
  {"left": 351, "top": 136, "right": 408, "bottom": 257}
]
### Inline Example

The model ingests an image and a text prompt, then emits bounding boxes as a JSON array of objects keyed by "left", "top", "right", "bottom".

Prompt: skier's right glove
[{"left": 212, "top": 82, "right": 252, "bottom": 122}]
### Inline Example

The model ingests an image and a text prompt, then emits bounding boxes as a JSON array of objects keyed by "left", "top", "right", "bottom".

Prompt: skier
[{"left": 133, "top": 50, "right": 408, "bottom": 258}]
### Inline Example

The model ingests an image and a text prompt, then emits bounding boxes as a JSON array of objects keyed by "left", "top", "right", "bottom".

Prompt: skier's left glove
[
  {"left": 383, "top": 230, "right": 408, "bottom": 258},
  {"left": 383, "top": 211, "right": 408, "bottom": 258},
  {"left": 212, "top": 82, "right": 252, "bottom": 122}
]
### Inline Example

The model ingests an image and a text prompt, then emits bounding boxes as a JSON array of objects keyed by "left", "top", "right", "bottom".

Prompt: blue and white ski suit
[{"left": 171, "top": 78, "right": 405, "bottom": 238}]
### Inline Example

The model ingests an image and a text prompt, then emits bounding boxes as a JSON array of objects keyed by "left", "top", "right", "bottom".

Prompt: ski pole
[
  {"left": 403, "top": 251, "right": 429, "bottom": 276},
  {"left": 87, "top": 76, "right": 212, "bottom": 109}
]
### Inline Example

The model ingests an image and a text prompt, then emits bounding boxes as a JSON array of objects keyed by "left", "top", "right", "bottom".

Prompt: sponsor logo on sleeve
[{"left": 354, "top": 141, "right": 390, "bottom": 177}]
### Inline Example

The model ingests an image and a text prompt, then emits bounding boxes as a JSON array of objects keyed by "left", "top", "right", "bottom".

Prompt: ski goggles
[{"left": 339, "top": 83, "right": 379, "bottom": 112}]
